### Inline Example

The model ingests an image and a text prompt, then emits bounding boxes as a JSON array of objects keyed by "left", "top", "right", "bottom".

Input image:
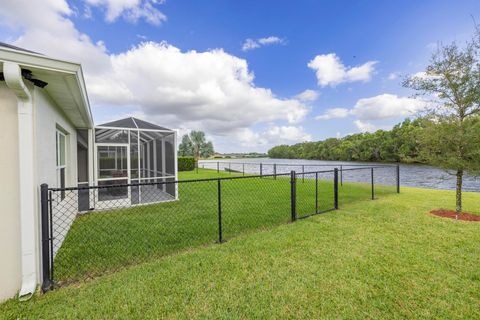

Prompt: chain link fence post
[
  {"left": 217, "top": 178, "right": 223, "bottom": 243},
  {"left": 290, "top": 170, "right": 297, "bottom": 222},
  {"left": 371, "top": 167, "right": 375, "bottom": 200},
  {"left": 334, "top": 168, "right": 339, "bottom": 209},
  {"left": 315, "top": 172, "right": 318, "bottom": 214},
  {"left": 340, "top": 165, "right": 343, "bottom": 186},
  {"left": 40, "top": 183, "right": 53, "bottom": 292},
  {"left": 396, "top": 164, "right": 400, "bottom": 193}
]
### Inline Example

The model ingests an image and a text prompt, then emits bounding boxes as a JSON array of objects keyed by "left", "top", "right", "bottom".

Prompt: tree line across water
[
  {"left": 268, "top": 118, "right": 426, "bottom": 163},
  {"left": 270, "top": 24, "right": 480, "bottom": 214}
]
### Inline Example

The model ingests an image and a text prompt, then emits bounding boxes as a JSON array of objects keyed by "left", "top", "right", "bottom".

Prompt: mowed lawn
[
  {"left": 51, "top": 168, "right": 388, "bottom": 282},
  {"left": 1, "top": 174, "right": 480, "bottom": 318}
]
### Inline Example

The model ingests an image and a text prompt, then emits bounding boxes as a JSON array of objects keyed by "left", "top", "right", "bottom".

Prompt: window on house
[{"left": 56, "top": 130, "right": 66, "bottom": 200}]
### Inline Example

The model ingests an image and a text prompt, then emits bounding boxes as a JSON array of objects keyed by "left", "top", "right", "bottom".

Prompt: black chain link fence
[{"left": 40, "top": 165, "right": 399, "bottom": 291}]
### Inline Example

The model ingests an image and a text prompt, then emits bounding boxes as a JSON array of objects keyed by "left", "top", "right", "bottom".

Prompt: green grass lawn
[
  {"left": 51, "top": 168, "right": 395, "bottom": 283},
  {"left": 1, "top": 182, "right": 479, "bottom": 319}
]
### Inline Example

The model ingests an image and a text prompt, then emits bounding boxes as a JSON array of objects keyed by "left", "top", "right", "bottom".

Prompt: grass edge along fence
[{"left": 40, "top": 165, "right": 400, "bottom": 292}]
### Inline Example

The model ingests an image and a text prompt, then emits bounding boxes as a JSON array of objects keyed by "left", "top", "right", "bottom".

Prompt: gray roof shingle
[
  {"left": 0, "top": 42, "right": 42, "bottom": 55},
  {"left": 98, "top": 117, "right": 173, "bottom": 131}
]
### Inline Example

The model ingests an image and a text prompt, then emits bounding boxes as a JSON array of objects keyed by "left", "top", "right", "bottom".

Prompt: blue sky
[{"left": 1, "top": 0, "right": 479, "bottom": 152}]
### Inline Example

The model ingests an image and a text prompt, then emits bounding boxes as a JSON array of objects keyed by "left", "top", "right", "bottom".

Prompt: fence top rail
[
  {"left": 339, "top": 166, "right": 395, "bottom": 172},
  {"left": 294, "top": 166, "right": 392, "bottom": 176},
  {"left": 48, "top": 172, "right": 292, "bottom": 191},
  {"left": 295, "top": 169, "right": 336, "bottom": 176},
  {"left": 47, "top": 165, "right": 393, "bottom": 192},
  {"left": 198, "top": 160, "right": 398, "bottom": 168}
]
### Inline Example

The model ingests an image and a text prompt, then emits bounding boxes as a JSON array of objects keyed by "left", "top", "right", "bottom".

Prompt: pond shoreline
[{"left": 199, "top": 158, "right": 480, "bottom": 192}]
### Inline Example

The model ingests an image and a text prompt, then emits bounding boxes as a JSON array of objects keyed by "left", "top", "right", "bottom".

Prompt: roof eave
[{"left": 0, "top": 47, "right": 94, "bottom": 129}]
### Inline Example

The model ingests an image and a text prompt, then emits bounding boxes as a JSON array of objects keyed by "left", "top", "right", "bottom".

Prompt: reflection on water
[{"left": 199, "top": 158, "right": 480, "bottom": 192}]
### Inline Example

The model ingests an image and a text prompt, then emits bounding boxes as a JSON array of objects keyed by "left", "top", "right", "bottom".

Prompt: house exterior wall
[
  {"left": 34, "top": 86, "right": 78, "bottom": 189},
  {"left": 34, "top": 87, "right": 79, "bottom": 259},
  {"left": 0, "top": 82, "right": 80, "bottom": 302},
  {"left": 0, "top": 82, "right": 22, "bottom": 302}
]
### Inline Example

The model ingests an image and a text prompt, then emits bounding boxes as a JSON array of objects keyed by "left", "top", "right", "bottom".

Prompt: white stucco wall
[
  {"left": 0, "top": 82, "right": 22, "bottom": 302},
  {"left": 34, "top": 87, "right": 79, "bottom": 260},
  {"left": 34, "top": 86, "right": 78, "bottom": 188}
]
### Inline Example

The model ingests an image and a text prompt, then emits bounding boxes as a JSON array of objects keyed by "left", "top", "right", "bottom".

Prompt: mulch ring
[{"left": 430, "top": 209, "right": 480, "bottom": 222}]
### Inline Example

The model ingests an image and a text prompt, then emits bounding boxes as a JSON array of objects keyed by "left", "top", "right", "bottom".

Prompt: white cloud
[
  {"left": 315, "top": 108, "right": 350, "bottom": 120},
  {"left": 307, "top": 53, "right": 377, "bottom": 87},
  {"left": 85, "top": 0, "right": 166, "bottom": 25},
  {"left": 412, "top": 71, "right": 428, "bottom": 79},
  {"left": 0, "top": 1, "right": 308, "bottom": 152},
  {"left": 411, "top": 71, "right": 441, "bottom": 80},
  {"left": 241, "top": 39, "right": 260, "bottom": 51},
  {"left": 354, "top": 120, "right": 377, "bottom": 133},
  {"left": 0, "top": 0, "right": 111, "bottom": 75},
  {"left": 351, "top": 94, "right": 427, "bottom": 120},
  {"left": 242, "top": 36, "right": 285, "bottom": 52},
  {"left": 83, "top": 5, "right": 93, "bottom": 19},
  {"left": 354, "top": 120, "right": 393, "bottom": 133},
  {"left": 91, "top": 42, "right": 309, "bottom": 134},
  {"left": 294, "top": 89, "right": 319, "bottom": 102},
  {"left": 316, "top": 94, "right": 427, "bottom": 121},
  {"left": 257, "top": 36, "right": 284, "bottom": 45},
  {"left": 235, "top": 126, "right": 312, "bottom": 148},
  {"left": 317, "top": 94, "right": 428, "bottom": 134},
  {"left": 387, "top": 72, "right": 399, "bottom": 80}
]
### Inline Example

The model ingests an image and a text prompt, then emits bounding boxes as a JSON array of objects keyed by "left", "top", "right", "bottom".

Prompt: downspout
[
  {"left": 3, "top": 62, "right": 37, "bottom": 299},
  {"left": 88, "top": 128, "right": 94, "bottom": 186}
]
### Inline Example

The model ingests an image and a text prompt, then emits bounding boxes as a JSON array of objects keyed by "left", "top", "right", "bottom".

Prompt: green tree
[
  {"left": 178, "top": 134, "right": 193, "bottom": 156},
  {"left": 178, "top": 131, "right": 215, "bottom": 160},
  {"left": 403, "top": 28, "right": 480, "bottom": 214},
  {"left": 268, "top": 145, "right": 296, "bottom": 159},
  {"left": 266, "top": 118, "right": 426, "bottom": 164},
  {"left": 201, "top": 141, "right": 214, "bottom": 158}
]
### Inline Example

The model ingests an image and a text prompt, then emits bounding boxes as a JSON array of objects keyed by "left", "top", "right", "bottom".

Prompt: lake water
[{"left": 199, "top": 158, "right": 480, "bottom": 192}]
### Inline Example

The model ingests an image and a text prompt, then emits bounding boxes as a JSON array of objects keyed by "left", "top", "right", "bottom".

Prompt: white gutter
[{"left": 3, "top": 62, "right": 37, "bottom": 299}]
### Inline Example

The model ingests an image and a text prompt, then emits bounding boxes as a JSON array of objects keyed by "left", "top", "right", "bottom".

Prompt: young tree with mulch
[{"left": 403, "top": 27, "right": 480, "bottom": 215}]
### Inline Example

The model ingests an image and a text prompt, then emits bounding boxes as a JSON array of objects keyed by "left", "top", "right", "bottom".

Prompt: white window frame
[{"left": 56, "top": 129, "right": 67, "bottom": 200}]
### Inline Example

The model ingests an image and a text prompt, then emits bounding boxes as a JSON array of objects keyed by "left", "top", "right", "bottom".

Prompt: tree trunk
[{"left": 455, "top": 169, "right": 463, "bottom": 217}]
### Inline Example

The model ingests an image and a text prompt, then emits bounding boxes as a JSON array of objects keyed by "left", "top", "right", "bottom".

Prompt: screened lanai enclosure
[{"left": 80, "top": 117, "right": 178, "bottom": 210}]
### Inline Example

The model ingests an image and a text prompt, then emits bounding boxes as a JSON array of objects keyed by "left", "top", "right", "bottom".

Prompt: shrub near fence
[
  {"left": 178, "top": 156, "right": 195, "bottom": 171},
  {"left": 40, "top": 166, "right": 399, "bottom": 291}
]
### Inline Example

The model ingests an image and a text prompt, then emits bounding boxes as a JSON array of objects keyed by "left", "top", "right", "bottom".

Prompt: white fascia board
[
  {"left": 0, "top": 48, "right": 81, "bottom": 74},
  {"left": 74, "top": 65, "right": 94, "bottom": 129}
]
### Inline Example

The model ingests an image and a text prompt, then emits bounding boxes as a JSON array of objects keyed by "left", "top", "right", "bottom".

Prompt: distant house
[{"left": 0, "top": 43, "right": 177, "bottom": 301}]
